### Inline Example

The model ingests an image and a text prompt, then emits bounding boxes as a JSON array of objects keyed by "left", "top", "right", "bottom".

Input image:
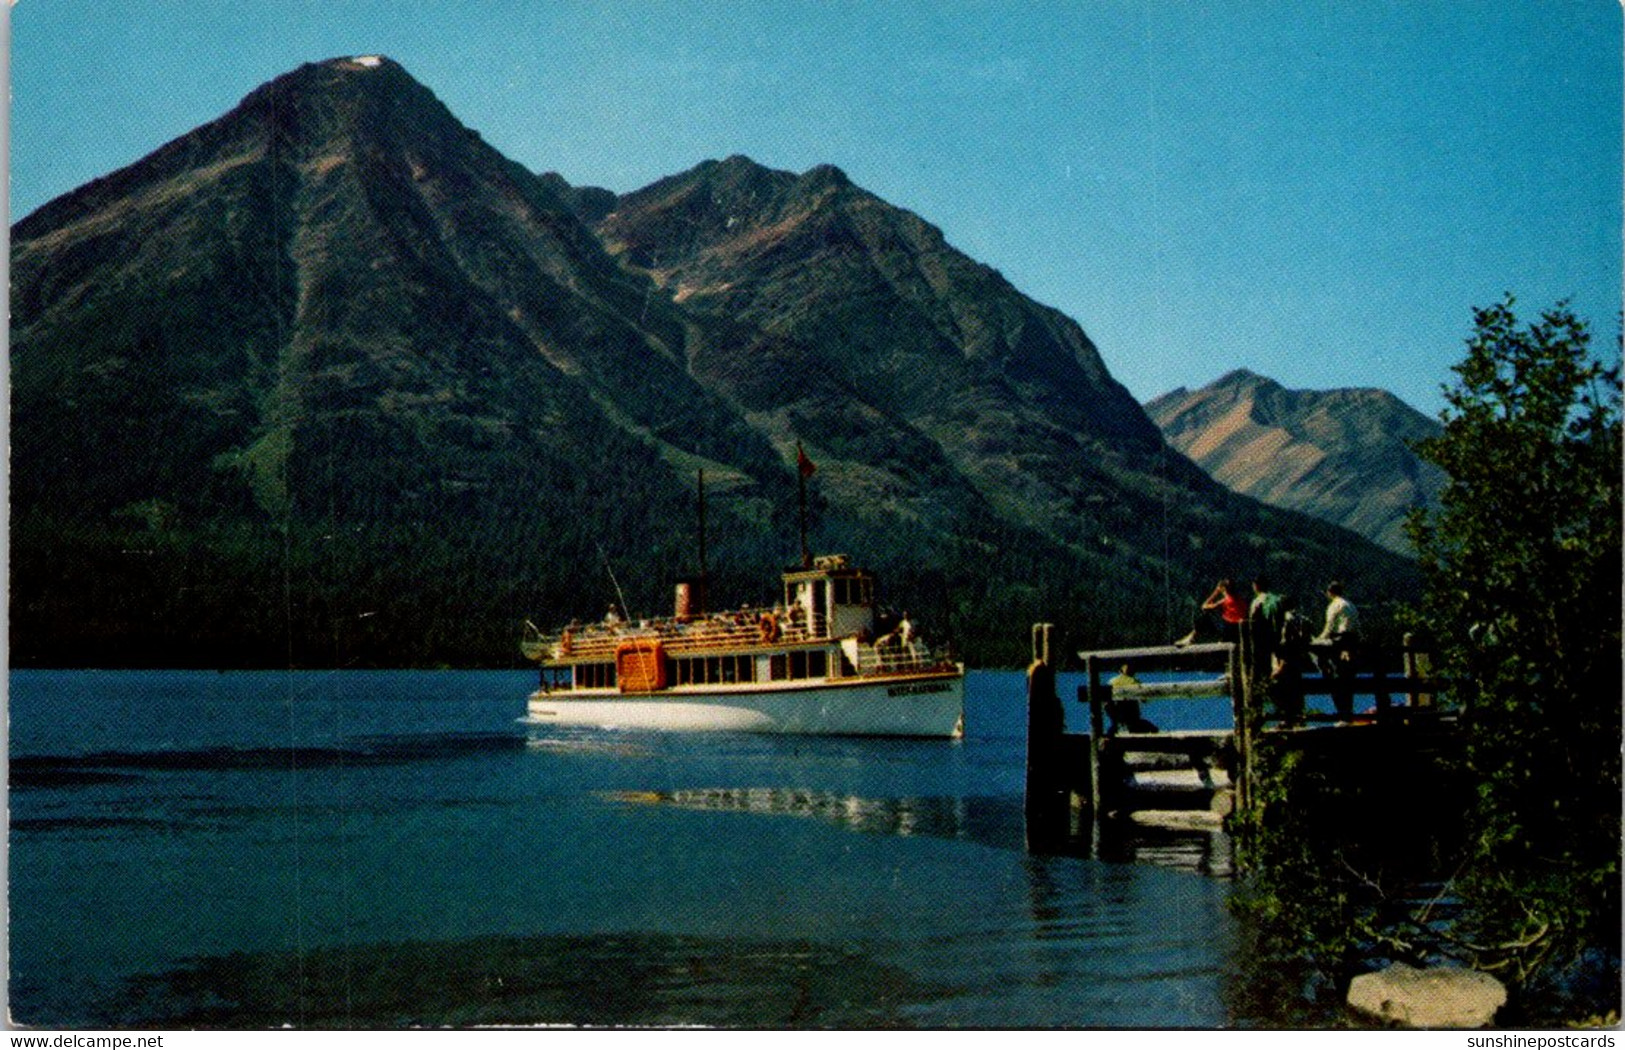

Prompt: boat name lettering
[{"left": 887, "top": 681, "right": 951, "bottom": 698}]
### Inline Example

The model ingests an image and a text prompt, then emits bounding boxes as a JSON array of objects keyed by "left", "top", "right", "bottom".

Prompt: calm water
[{"left": 10, "top": 669, "right": 1245, "bottom": 1028}]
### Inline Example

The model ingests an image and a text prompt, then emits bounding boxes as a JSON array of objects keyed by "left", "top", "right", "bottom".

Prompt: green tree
[{"left": 1407, "top": 296, "right": 1621, "bottom": 996}]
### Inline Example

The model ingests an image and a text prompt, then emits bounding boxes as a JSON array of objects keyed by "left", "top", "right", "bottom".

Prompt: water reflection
[
  {"left": 608, "top": 787, "right": 1027, "bottom": 851},
  {"left": 1100, "top": 817, "right": 1234, "bottom": 878},
  {"left": 607, "top": 786, "right": 1234, "bottom": 878}
]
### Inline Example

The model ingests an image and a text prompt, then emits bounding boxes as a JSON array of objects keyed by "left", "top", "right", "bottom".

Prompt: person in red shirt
[{"left": 1175, "top": 578, "right": 1247, "bottom": 646}]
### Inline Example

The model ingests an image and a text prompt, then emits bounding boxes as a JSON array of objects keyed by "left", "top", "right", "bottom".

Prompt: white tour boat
[{"left": 521, "top": 554, "right": 965, "bottom": 737}]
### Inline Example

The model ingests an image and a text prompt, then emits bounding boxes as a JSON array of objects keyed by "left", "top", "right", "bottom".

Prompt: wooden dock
[{"left": 1023, "top": 622, "right": 1455, "bottom": 859}]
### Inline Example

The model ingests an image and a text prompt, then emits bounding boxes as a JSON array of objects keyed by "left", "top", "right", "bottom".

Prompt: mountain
[
  {"left": 1144, "top": 370, "right": 1446, "bottom": 552},
  {"left": 11, "top": 56, "right": 781, "bottom": 666},
  {"left": 595, "top": 156, "right": 1163, "bottom": 546},
  {"left": 10, "top": 57, "right": 1418, "bottom": 668}
]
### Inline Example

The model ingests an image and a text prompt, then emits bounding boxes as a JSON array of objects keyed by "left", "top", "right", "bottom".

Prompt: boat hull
[{"left": 526, "top": 672, "right": 964, "bottom": 738}]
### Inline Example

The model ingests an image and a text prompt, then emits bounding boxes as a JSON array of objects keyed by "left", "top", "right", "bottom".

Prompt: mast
[
  {"left": 696, "top": 469, "right": 708, "bottom": 614},
  {"left": 796, "top": 443, "right": 816, "bottom": 568},
  {"left": 699, "top": 469, "right": 708, "bottom": 574}
]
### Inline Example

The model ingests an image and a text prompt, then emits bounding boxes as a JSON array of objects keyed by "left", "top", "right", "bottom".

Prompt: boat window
[
  {"left": 574, "top": 662, "right": 616, "bottom": 689},
  {"left": 669, "top": 654, "right": 754, "bottom": 686},
  {"left": 770, "top": 650, "right": 829, "bottom": 681},
  {"left": 833, "top": 576, "right": 875, "bottom": 605}
]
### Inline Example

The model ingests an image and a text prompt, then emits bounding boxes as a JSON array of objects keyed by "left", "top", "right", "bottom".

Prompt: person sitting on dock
[
  {"left": 1105, "top": 665, "right": 1158, "bottom": 735},
  {"left": 1175, "top": 579, "right": 1246, "bottom": 646}
]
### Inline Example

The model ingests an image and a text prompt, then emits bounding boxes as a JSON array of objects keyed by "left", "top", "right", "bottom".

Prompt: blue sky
[{"left": 9, "top": 0, "right": 1622, "bottom": 417}]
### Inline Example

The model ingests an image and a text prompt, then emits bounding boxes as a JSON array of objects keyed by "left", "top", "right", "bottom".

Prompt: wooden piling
[
  {"left": 1229, "top": 636, "right": 1251, "bottom": 814},
  {"left": 1024, "top": 624, "right": 1069, "bottom": 848},
  {"left": 1086, "top": 653, "right": 1107, "bottom": 827},
  {"left": 1372, "top": 658, "right": 1392, "bottom": 720},
  {"left": 1403, "top": 632, "right": 1435, "bottom": 708}
]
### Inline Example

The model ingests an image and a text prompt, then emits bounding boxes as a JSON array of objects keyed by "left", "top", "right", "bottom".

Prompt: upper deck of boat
[{"left": 531, "top": 605, "right": 835, "bottom": 664}]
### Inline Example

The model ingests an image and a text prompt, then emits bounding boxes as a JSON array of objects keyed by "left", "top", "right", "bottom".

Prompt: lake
[{"left": 10, "top": 669, "right": 1252, "bottom": 1028}]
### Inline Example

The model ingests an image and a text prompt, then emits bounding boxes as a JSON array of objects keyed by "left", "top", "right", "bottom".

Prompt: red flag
[{"left": 796, "top": 443, "right": 816, "bottom": 478}]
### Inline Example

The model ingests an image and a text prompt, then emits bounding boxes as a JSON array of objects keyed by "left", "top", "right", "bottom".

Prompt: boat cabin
[{"left": 781, "top": 554, "right": 876, "bottom": 641}]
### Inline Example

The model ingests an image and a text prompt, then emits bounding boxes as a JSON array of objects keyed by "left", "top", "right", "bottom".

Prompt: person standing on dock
[
  {"left": 1269, "top": 596, "right": 1311, "bottom": 726},
  {"left": 1247, "top": 575, "right": 1285, "bottom": 684},
  {"left": 1314, "top": 581, "right": 1360, "bottom": 647},
  {"left": 1314, "top": 581, "right": 1361, "bottom": 718},
  {"left": 1248, "top": 576, "right": 1283, "bottom": 629}
]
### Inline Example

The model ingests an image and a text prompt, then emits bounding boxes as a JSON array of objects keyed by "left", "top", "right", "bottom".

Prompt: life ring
[{"left": 759, "top": 613, "right": 781, "bottom": 643}]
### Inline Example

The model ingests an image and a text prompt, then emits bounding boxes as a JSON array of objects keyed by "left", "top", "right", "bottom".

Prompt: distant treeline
[{"left": 10, "top": 487, "right": 1418, "bottom": 671}]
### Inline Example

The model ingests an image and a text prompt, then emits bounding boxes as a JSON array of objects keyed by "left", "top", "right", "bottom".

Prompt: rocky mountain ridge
[
  {"left": 10, "top": 57, "right": 1417, "bottom": 667},
  {"left": 1145, "top": 369, "right": 1445, "bottom": 552}
]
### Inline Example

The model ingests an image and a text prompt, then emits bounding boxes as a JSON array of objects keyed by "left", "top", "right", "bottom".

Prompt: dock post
[
  {"left": 1372, "top": 651, "right": 1392, "bottom": 721},
  {"left": 1403, "top": 631, "right": 1435, "bottom": 709},
  {"left": 1229, "top": 637, "right": 1251, "bottom": 816},
  {"left": 1085, "top": 653, "right": 1106, "bottom": 830},
  {"left": 1024, "top": 624, "right": 1068, "bottom": 849}
]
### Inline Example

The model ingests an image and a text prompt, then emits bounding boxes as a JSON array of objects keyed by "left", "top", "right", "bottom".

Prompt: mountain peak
[
  {"left": 236, "top": 54, "right": 423, "bottom": 108},
  {"left": 1145, "top": 370, "right": 1443, "bottom": 552},
  {"left": 802, "top": 163, "right": 851, "bottom": 187},
  {"left": 15, "top": 55, "right": 473, "bottom": 236},
  {"left": 1211, "top": 368, "right": 1276, "bottom": 391}
]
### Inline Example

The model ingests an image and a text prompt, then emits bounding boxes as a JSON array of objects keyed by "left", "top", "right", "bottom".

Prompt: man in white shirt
[
  {"left": 1315, "top": 581, "right": 1360, "bottom": 643},
  {"left": 1315, "top": 581, "right": 1360, "bottom": 718}
]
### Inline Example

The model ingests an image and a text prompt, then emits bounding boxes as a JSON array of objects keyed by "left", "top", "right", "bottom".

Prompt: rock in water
[{"left": 1347, "top": 962, "right": 1507, "bottom": 1028}]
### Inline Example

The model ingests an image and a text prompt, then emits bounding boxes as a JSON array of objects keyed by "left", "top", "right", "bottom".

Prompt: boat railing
[
  {"left": 852, "top": 639, "right": 955, "bottom": 677},
  {"left": 536, "top": 608, "right": 831, "bottom": 661}
]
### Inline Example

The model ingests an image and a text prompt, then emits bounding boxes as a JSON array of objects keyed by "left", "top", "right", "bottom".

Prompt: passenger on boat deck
[
  {"left": 1174, "top": 579, "right": 1246, "bottom": 646},
  {"left": 1108, "top": 664, "right": 1140, "bottom": 690},
  {"left": 603, "top": 604, "right": 623, "bottom": 627},
  {"left": 898, "top": 613, "right": 915, "bottom": 646}
]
